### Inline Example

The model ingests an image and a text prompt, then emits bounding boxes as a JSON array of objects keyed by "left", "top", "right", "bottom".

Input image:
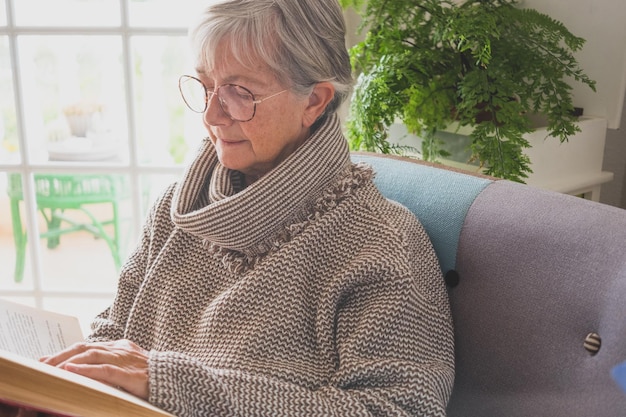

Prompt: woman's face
[{"left": 196, "top": 41, "right": 316, "bottom": 183}]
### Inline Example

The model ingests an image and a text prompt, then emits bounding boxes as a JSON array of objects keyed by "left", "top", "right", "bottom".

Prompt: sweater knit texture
[{"left": 87, "top": 114, "right": 455, "bottom": 416}]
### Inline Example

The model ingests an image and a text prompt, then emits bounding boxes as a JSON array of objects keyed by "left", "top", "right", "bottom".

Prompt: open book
[{"left": 0, "top": 299, "right": 175, "bottom": 417}]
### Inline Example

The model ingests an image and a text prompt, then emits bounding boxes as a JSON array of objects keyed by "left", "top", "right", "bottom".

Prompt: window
[{"left": 0, "top": 0, "right": 208, "bottom": 333}]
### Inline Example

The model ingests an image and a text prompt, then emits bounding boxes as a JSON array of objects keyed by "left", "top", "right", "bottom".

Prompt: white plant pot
[
  {"left": 523, "top": 116, "right": 612, "bottom": 195},
  {"left": 388, "top": 116, "right": 613, "bottom": 199},
  {"left": 65, "top": 113, "right": 94, "bottom": 137}
]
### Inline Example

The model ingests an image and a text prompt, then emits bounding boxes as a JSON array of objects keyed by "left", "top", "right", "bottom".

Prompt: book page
[{"left": 0, "top": 299, "right": 84, "bottom": 359}]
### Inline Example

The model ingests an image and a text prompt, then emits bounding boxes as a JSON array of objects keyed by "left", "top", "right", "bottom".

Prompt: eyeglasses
[{"left": 178, "top": 75, "right": 287, "bottom": 122}]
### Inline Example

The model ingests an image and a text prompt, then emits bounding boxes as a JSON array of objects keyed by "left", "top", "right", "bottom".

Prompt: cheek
[
  {"left": 245, "top": 110, "right": 303, "bottom": 148},
  {"left": 239, "top": 123, "right": 276, "bottom": 153}
]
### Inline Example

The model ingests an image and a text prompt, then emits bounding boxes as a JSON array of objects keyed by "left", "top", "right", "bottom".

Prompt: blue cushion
[{"left": 351, "top": 153, "right": 493, "bottom": 274}]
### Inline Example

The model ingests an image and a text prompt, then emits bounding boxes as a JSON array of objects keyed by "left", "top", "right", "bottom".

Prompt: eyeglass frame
[{"left": 178, "top": 75, "right": 288, "bottom": 122}]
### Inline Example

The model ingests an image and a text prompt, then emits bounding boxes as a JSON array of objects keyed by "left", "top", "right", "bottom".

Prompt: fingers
[
  {"left": 63, "top": 362, "right": 149, "bottom": 399},
  {"left": 39, "top": 340, "right": 150, "bottom": 400},
  {"left": 41, "top": 341, "right": 111, "bottom": 367},
  {"left": 40, "top": 342, "right": 86, "bottom": 367},
  {"left": 42, "top": 340, "right": 139, "bottom": 366}
]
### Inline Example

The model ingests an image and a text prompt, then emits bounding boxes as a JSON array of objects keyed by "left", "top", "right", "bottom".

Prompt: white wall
[
  {"left": 601, "top": 95, "right": 626, "bottom": 208},
  {"left": 522, "top": 0, "right": 626, "bottom": 129}
]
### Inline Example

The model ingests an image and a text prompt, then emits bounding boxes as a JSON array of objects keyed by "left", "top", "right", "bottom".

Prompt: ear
[{"left": 302, "top": 82, "right": 335, "bottom": 128}]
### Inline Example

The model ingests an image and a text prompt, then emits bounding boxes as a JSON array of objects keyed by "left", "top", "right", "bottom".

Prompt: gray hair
[{"left": 189, "top": 0, "right": 352, "bottom": 117}]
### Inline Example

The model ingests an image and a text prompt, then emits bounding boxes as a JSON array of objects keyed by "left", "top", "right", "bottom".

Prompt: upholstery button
[
  {"left": 444, "top": 270, "right": 460, "bottom": 288},
  {"left": 584, "top": 332, "right": 601, "bottom": 355}
]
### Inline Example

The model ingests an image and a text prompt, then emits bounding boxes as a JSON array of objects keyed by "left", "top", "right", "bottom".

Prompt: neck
[{"left": 244, "top": 173, "right": 262, "bottom": 187}]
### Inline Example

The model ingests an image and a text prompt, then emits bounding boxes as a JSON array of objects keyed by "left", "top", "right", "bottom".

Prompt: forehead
[
  {"left": 195, "top": 37, "right": 276, "bottom": 85},
  {"left": 196, "top": 38, "right": 273, "bottom": 78}
]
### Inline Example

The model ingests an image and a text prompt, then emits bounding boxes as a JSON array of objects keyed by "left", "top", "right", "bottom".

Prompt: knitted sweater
[{"left": 88, "top": 115, "right": 455, "bottom": 417}]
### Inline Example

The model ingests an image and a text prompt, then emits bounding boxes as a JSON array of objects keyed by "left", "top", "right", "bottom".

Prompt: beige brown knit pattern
[{"left": 88, "top": 115, "right": 455, "bottom": 416}]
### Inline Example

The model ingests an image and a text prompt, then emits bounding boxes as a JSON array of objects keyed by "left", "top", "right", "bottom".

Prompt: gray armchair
[{"left": 352, "top": 152, "right": 626, "bottom": 417}]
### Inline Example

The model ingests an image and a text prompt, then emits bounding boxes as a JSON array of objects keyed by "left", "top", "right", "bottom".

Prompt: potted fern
[{"left": 340, "top": 0, "right": 596, "bottom": 182}]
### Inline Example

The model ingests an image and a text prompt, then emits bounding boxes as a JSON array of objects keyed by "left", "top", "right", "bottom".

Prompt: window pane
[
  {"left": 26, "top": 172, "right": 132, "bottom": 292},
  {"left": 0, "top": 0, "right": 6, "bottom": 26},
  {"left": 139, "top": 173, "right": 180, "bottom": 215},
  {"left": 14, "top": 0, "right": 120, "bottom": 27},
  {"left": 0, "top": 36, "right": 19, "bottom": 164},
  {"left": 17, "top": 36, "right": 129, "bottom": 165},
  {"left": 129, "top": 0, "right": 204, "bottom": 28},
  {"left": 1, "top": 172, "right": 37, "bottom": 288},
  {"left": 1, "top": 0, "right": 210, "bottom": 326},
  {"left": 131, "top": 36, "right": 204, "bottom": 166}
]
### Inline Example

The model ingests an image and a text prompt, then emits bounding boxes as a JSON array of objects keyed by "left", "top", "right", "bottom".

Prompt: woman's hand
[{"left": 41, "top": 339, "right": 150, "bottom": 400}]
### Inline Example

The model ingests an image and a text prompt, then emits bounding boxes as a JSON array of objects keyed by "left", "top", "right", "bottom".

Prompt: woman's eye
[{"left": 233, "top": 86, "right": 253, "bottom": 100}]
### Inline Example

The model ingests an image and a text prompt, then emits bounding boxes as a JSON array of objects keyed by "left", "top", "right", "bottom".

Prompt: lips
[
  {"left": 218, "top": 137, "right": 245, "bottom": 145},
  {"left": 211, "top": 130, "right": 242, "bottom": 144}
]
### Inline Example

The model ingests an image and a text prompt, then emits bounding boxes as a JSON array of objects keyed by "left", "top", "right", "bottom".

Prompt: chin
[{"left": 216, "top": 152, "right": 249, "bottom": 173}]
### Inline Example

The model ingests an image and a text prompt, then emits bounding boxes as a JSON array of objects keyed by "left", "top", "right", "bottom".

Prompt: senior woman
[{"left": 40, "top": 1, "right": 455, "bottom": 416}]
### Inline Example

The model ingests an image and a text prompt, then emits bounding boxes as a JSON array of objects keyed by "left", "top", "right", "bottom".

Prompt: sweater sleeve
[
  {"left": 148, "top": 289, "right": 453, "bottom": 417},
  {"left": 147, "top": 205, "right": 454, "bottom": 417},
  {"left": 87, "top": 184, "right": 177, "bottom": 343},
  {"left": 148, "top": 351, "right": 372, "bottom": 416}
]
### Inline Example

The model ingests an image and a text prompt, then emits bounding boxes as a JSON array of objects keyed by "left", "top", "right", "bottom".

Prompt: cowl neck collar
[{"left": 170, "top": 114, "right": 351, "bottom": 256}]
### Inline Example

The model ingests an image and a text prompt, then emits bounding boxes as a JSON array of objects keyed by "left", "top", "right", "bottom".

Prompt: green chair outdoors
[{"left": 6, "top": 173, "right": 130, "bottom": 282}]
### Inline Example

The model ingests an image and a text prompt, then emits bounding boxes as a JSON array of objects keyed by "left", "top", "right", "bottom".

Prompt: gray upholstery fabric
[{"left": 448, "top": 180, "right": 626, "bottom": 417}]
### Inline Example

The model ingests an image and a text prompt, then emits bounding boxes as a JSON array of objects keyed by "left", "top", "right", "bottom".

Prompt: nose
[{"left": 203, "top": 91, "right": 232, "bottom": 126}]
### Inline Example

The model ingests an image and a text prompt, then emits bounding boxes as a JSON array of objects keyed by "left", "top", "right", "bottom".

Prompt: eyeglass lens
[{"left": 178, "top": 76, "right": 256, "bottom": 122}]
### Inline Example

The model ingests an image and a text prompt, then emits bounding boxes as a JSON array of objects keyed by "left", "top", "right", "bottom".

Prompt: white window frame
[{"left": 0, "top": 0, "right": 189, "bottom": 310}]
